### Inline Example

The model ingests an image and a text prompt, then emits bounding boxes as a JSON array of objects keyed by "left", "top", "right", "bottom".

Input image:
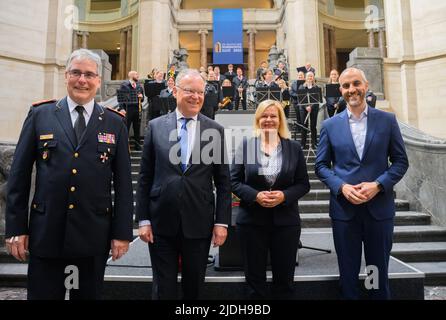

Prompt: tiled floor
[{"left": 0, "top": 286, "right": 445, "bottom": 300}]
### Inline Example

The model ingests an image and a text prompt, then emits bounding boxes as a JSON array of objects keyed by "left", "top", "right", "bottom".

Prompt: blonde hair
[{"left": 254, "top": 100, "right": 291, "bottom": 139}]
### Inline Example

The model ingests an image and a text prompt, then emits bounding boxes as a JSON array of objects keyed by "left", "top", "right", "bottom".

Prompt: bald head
[
  {"left": 339, "top": 68, "right": 369, "bottom": 110},
  {"left": 339, "top": 68, "right": 368, "bottom": 84},
  {"left": 128, "top": 71, "right": 139, "bottom": 81}
]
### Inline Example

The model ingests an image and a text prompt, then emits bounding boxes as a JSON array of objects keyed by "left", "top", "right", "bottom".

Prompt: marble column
[
  {"left": 378, "top": 27, "right": 387, "bottom": 57},
  {"left": 323, "top": 25, "right": 331, "bottom": 76},
  {"left": 329, "top": 27, "right": 337, "bottom": 72},
  {"left": 81, "top": 31, "right": 89, "bottom": 49},
  {"left": 368, "top": 29, "right": 376, "bottom": 48},
  {"left": 126, "top": 26, "right": 133, "bottom": 76},
  {"left": 198, "top": 29, "right": 208, "bottom": 69},
  {"left": 119, "top": 28, "right": 127, "bottom": 79},
  {"left": 72, "top": 30, "right": 79, "bottom": 50},
  {"left": 247, "top": 28, "right": 257, "bottom": 80}
]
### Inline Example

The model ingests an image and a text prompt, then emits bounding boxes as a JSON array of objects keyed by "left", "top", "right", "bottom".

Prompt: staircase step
[
  {"left": 298, "top": 199, "right": 410, "bottom": 213},
  {"left": 391, "top": 242, "right": 446, "bottom": 262},
  {"left": 408, "top": 262, "right": 446, "bottom": 285},
  {"left": 392, "top": 225, "right": 446, "bottom": 242},
  {"left": 301, "top": 212, "right": 432, "bottom": 228}
]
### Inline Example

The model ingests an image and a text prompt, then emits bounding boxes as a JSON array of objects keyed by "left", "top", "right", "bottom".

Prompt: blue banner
[{"left": 213, "top": 9, "right": 243, "bottom": 65}]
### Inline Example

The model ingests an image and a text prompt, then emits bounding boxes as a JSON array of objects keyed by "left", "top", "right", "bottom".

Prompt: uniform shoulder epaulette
[
  {"left": 106, "top": 107, "right": 125, "bottom": 117},
  {"left": 32, "top": 99, "right": 57, "bottom": 107}
]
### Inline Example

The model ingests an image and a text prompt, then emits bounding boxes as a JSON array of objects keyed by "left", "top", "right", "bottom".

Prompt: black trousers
[
  {"left": 125, "top": 106, "right": 141, "bottom": 144},
  {"left": 237, "top": 224, "right": 300, "bottom": 300},
  {"left": 235, "top": 92, "right": 247, "bottom": 110},
  {"left": 27, "top": 254, "right": 109, "bottom": 300},
  {"left": 149, "top": 232, "right": 211, "bottom": 300},
  {"left": 299, "top": 104, "right": 319, "bottom": 147}
]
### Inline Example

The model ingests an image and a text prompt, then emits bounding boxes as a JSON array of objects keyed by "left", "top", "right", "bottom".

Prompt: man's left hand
[
  {"left": 355, "top": 182, "right": 381, "bottom": 202},
  {"left": 111, "top": 239, "right": 130, "bottom": 261},
  {"left": 212, "top": 226, "right": 227, "bottom": 247}
]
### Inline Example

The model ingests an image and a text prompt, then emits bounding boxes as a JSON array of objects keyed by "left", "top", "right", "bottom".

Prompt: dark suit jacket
[
  {"left": 315, "top": 106, "right": 409, "bottom": 221},
  {"left": 232, "top": 76, "right": 248, "bottom": 101},
  {"left": 136, "top": 112, "right": 231, "bottom": 238},
  {"left": 6, "top": 97, "right": 134, "bottom": 258},
  {"left": 231, "top": 138, "right": 310, "bottom": 226},
  {"left": 118, "top": 80, "right": 145, "bottom": 111}
]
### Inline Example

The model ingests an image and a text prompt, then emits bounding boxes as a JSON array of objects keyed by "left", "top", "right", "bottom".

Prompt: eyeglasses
[
  {"left": 177, "top": 86, "right": 204, "bottom": 97},
  {"left": 68, "top": 70, "right": 99, "bottom": 80}
]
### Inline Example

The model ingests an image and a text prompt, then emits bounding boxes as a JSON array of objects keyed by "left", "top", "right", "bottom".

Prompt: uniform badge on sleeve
[{"left": 98, "top": 133, "right": 116, "bottom": 144}]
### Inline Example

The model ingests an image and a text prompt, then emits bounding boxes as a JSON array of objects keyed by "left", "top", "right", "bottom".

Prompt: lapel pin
[{"left": 99, "top": 116, "right": 103, "bottom": 121}]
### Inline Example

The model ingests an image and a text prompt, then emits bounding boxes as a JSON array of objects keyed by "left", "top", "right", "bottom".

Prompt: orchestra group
[{"left": 118, "top": 61, "right": 376, "bottom": 150}]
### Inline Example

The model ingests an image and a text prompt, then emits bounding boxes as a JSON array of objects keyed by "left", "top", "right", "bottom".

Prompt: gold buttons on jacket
[
  {"left": 74, "top": 153, "right": 79, "bottom": 158},
  {"left": 70, "top": 186, "right": 76, "bottom": 192},
  {"left": 68, "top": 204, "right": 74, "bottom": 210},
  {"left": 72, "top": 169, "right": 77, "bottom": 174},
  {"left": 33, "top": 204, "right": 37, "bottom": 209}
]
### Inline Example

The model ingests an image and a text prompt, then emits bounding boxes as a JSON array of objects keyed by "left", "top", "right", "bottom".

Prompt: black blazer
[
  {"left": 118, "top": 80, "right": 145, "bottom": 111},
  {"left": 6, "top": 97, "right": 134, "bottom": 258},
  {"left": 136, "top": 112, "right": 232, "bottom": 238},
  {"left": 231, "top": 138, "right": 310, "bottom": 226}
]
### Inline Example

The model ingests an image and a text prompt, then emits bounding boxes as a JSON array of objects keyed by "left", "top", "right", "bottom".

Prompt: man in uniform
[
  {"left": 118, "top": 70, "right": 145, "bottom": 150},
  {"left": 5, "top": 48, "right": 134, "bottom": 300}
]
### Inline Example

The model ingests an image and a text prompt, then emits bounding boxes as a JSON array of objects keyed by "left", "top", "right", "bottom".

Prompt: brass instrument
[
  {"left": 238, "top": 84, "right": 244, "bottom": 110},
  {"left": 218, "top": 96, "right": 232, "bottom": 109}
]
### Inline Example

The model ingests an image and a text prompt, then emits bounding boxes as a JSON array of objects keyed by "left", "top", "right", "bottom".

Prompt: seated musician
[
  {"left": 218, "top": 78, "right": 235, "bottom": 110},
  {"left": 298, "top": 71, "right": 320, "bottom": 149},
  {"left": 277, "top": 78, "right": 291, "bottom": 118},
  {"left": 274, "top": 61, "right": 289, "bottom": 82},
  {"left": 257, "top": 69, "right": 279, "bottom": 89}
]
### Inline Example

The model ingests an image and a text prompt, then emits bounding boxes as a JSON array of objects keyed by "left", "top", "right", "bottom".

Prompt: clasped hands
[
  {"left": 341, "top": 182, "right": 381, "bottom": 205},
  {"left": 256, "top": 190, "right": 285, "bottom": 208}
]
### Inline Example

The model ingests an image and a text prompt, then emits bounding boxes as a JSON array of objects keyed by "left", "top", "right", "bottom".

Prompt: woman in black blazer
[{"left": 231, "top": 100, "right": 310, "bottom": 299}]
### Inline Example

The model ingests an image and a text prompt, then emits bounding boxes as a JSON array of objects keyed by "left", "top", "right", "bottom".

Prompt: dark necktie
[
  {"left": 179, "top": 118, "right": 192, "bottom": 172},
  {"left": 74, "top": 105, "right": 86, "bottom": 145}
]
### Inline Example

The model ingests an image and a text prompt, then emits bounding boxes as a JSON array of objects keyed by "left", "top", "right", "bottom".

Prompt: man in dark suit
[
  {"left": 305, "top": 62, "right": 316, "bottom": 75},
  {"left": 136, "top": 69, "right": 232, "bottom": 300},
  {"left": 232, "top": 67, "right": 248, "bottom": 110},
  {"left": 5, "top": 49, "right": 133, "bottom": 300},
  {"left": 315, "top": 68, "right": 409, "bottom": 299},
  {"left": 117, "top": 70, "right": 145, "bottom": 150},
  {"left": 224, "top": 63, "right": 235, "bottom": 80}
]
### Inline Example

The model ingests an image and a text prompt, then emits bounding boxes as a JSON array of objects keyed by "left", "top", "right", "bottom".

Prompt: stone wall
[
  {"left": 395, "top": 122, "right": 446, "bottom": 227},
  {"left": 0, "top": 143, "right": 16, "bottom": 245}
]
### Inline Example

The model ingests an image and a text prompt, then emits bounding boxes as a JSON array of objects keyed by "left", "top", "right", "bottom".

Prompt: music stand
[
  {"left": 222, "top": 86, "right": 234, "bottom": 99},
  {"left": 296, "top": 66, "right": 307, "bottom": 75},
  {"left": 297, "top": 87, "right": 322, "bottom": 161},
  {"left": 144, "top": 81, "right": 166, "bottom": 99},
  {"left": 255, "top": 88, "right": 282, "bottom": 105}
]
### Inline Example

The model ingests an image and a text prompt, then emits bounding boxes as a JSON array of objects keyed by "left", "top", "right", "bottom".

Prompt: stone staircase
[
  {"left": 126, "top": 136, "right": 446, "bottom": 286},
  {"left": 1, "top": 114, "right": 446, "bottom": 289}
]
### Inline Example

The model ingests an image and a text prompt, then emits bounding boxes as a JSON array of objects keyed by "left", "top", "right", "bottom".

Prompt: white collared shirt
[
  {"left": 67, "top": 96, "right": 94, "bottom": 128},
  {"left": 347, "top": 105, "right": 368, "bottom": 160},
  {"left": 175, "top": 109, "right": 198, "bottom": 166}
]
